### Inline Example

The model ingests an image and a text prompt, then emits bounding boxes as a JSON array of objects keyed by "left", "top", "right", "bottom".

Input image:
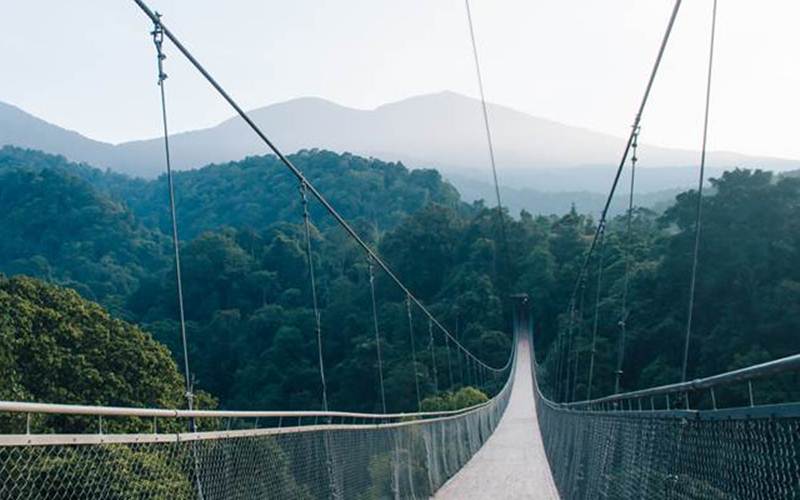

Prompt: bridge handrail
[
  {"left": 0, "top": 329, "right": 517, "bottom": 442},
  {"left": 0, "top": 394, "right": 510, "bottom": 447},
  {"left": 562, "top": 350, "right": 800, "bottom": 409},
  {"left": 0, "top": 399, "right": 493, "bottom": 422}
]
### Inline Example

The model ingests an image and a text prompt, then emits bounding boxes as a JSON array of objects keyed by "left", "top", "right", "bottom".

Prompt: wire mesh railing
[
  {"left": 0, "top": 349, "right": 514, "bottom": 499},
  {"left": 532, "top": 334, "right": 800, "bottom": 499},
  {"left": 536, "top": 398, "right": 800, "bottom": 499}
]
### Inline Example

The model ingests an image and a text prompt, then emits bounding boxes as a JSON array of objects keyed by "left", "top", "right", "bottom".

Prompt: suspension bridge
[{"left": 2, "top": 0, "right": 800, "bottom": 498}]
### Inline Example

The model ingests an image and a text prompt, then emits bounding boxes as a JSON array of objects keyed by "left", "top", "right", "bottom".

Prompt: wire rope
[
  {"left": 428, "top": 319, "right": 439, "bottom": 393},
  {"left": 682, "top": 0, "right": 718, "bottom": 383},
  {"left": 368, "top": 257, "right": 387, "bottom": 413},
  {"left": 132, "top": 0, "right": 507, "bottom": 374},
  {"left": 300, "top": 182, "right": 329, "bottom": 412},
  {"left": 406, "top": 295, "right": 422, "bottom": 411},
  {"left": 464, "top": 0, "right": 511, "bottom": 277},
  {"left": 554, "top": 0, "right": 681, "bottom": 401},
  {"left": 615, "top": 126, "right": 641, "bottom": 394},
  {"left": 150, "top": 14, "right": 194, "bottom": 418},
  {"left": 586, "top": 224, "right": 607, "bottom": 400},
  {"left": 567, "top": 0, "right": 683, "bottom": 308}
]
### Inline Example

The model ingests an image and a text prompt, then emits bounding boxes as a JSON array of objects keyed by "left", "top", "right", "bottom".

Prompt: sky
[{"left": 1, "top": 1, "right": 799, "bottom": 160}]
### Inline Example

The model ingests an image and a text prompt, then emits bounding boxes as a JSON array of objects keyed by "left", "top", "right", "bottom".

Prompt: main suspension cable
[
  {"left": 682, "top": 0, "right": 718, "bottom": 383},
  {"left": 567, "top": 0, "right": 682, "bottom": 308},
  {"left": 151, "top": 15, "right": 194, "bottom": 418},
  {"left": 556, "top": 0, "right": 681, "bottom": 400},
  {"left": 132, "top": 0, "right": 507, "bottom": 374}
]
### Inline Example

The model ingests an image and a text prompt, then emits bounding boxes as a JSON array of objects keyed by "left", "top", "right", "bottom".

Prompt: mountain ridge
[{"left": 2, "top": 92, "right": 798, "bottom": 193}]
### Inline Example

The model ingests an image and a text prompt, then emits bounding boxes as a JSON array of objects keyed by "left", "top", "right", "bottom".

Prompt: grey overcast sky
[{"left": 1, "top": 1, "right": 798, "bottom": 160}]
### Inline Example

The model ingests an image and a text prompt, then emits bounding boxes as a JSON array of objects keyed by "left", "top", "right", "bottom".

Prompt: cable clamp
[{"left": 151, "top": 13, "right": 168, "bottom": 83}]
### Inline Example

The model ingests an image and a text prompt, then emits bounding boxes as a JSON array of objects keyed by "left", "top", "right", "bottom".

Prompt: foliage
[
  {"left": 3, "top": 144, "right": 798, "bottom": 414},
  {"left": 0, "top": 148, "right": 166, "bottom": 317},
  {"left": 0, "top": 146, "right": 508, "bottom": 414},
  {"left": 0, "top": 275, "right": 191, "bottom": 432},
  {"left": 420, "top": 386, "right": 489, "bottom": 412},
  {"left": 93, "top": 148, "right": 463, "bottom": 240},
  {"left": 540, "top": 170, "right": 800, "bottom": 407}
]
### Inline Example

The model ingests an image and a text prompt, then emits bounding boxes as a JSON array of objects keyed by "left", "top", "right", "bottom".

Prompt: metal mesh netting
[
  {"left": 535, "top": 396, "right": 800, "bottom": 500},
  {"left": 0, "top": 386, "right": 510, "bottom": 499}
]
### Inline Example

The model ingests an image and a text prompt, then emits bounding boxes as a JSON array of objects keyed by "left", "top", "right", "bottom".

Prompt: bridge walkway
[{"left": 434, "top": 335, "right": 559, "bottom": 499}]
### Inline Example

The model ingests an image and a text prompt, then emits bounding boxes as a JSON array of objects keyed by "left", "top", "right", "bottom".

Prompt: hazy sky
[{"left": 2, "top": 1, "right": 798, "bottom": 160}]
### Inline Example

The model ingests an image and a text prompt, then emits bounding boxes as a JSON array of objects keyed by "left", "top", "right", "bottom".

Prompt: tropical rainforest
[{"left": 1, "top": 144, "right": 799, "bottom": 416}]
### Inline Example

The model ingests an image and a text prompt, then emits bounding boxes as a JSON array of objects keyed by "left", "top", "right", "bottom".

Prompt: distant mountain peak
[
  {"left": 2, "top": 94, "right": 798, "bottom": 185},
  {"left": 249, "top": 95, "right": 354, "bottom": 114}
]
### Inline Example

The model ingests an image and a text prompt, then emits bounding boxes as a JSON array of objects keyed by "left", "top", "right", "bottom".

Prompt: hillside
[
  {"left": 104, "top": 149, "right": 463, "bottom": 240},
  {"left": 1, "top": 146, "right": 798, "bottom": 414},
  {"left": 0, "top": 146, "right": 463, "bottom": 308},
  {"left": 0, "top": 146, "right": 506, "bottom": 412},
  {"left": 0, "top": 148, "right": 167, "bottom": 313},
  {"left": 0, "top": 275, "right": 186, "bottom": 414}
]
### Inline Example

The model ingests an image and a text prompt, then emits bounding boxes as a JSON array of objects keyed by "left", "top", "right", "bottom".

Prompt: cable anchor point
[{"left": 151, "top": 12, "right": 168, "bottom": 84}]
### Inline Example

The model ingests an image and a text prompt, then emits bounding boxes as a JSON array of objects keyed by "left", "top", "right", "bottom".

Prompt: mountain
[
  {"left": 110, "top": 93, "right": 800, "bottom": 183},
  {"left": 3, "top": 93, "right": 798, "bottom": 196},
  {"left": 0, "top": 101, "right": 115, "bottom": 169},
  {"left": 452, "top": 173, "right": 683, "bottom": 218}
]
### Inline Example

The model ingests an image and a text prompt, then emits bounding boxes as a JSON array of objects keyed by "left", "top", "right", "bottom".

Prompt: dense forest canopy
[
  {"left": 0, "top": 146, "right": 500, "bottom": 413},
  {"left": 536, "top": 169, "right": 800, "bottom": 406},
  {"left": 0, "top": 152, "right": 167, "bottom": 315},
  {"left": 1, "top": 145, "right": 799, "bottom": 413},
  {"left": 0, "top": 275, "right": 193, "bottom": 434},
  {"left": 0, "top": 146, "right": 461, "bottom": 315}
]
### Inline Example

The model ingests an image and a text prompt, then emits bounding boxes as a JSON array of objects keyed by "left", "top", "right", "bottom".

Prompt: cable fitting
[{"left": 151, "top": 13, "right": 168, "bottom": 84}]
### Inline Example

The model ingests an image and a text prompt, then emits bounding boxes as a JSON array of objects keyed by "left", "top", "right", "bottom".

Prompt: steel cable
[
  {"left": 151, "top": 16, "right": 205, "bottom": 499},
  {"left": 368, "top": 257, "right": 388, "bottom": 413},
  {"left": 300, "top": 182, "right": 329, "bottom": 412},
  {"left": 464, "top": 0, "right": 511, "bottom": 279},
  {"left": 682, "top": 0, "right": 718, "bottom": 384},
  {"left": 131, "top": 0, "right": 506, "bottom": 374},
  {"left": 554, "top": 0, "right": 681, "bottom": 403},
  {"left": 567, "top": 0, "right": 683, "bottom": 309},
  {"left": 150, "top": 14, "right": 194, "bottom": 418},
  {"left": 615, "top": 126, "right": 640, "bottom": 394},
  {"left": 445, "top": 330, "right": 454, "bottom": 390},
  {"left": 428, "top": 319, "right": 439, "bottom": 393},
  {"left": 406, "top": 295, "right": 422, "bottom": 411},
  {"left": 586, "top": 224, "right": 607, "bottom": 400}
]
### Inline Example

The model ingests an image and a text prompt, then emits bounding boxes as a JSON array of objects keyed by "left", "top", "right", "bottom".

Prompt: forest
[{"left": 1, "top": 144, "right": 799, "bottom": 415}]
